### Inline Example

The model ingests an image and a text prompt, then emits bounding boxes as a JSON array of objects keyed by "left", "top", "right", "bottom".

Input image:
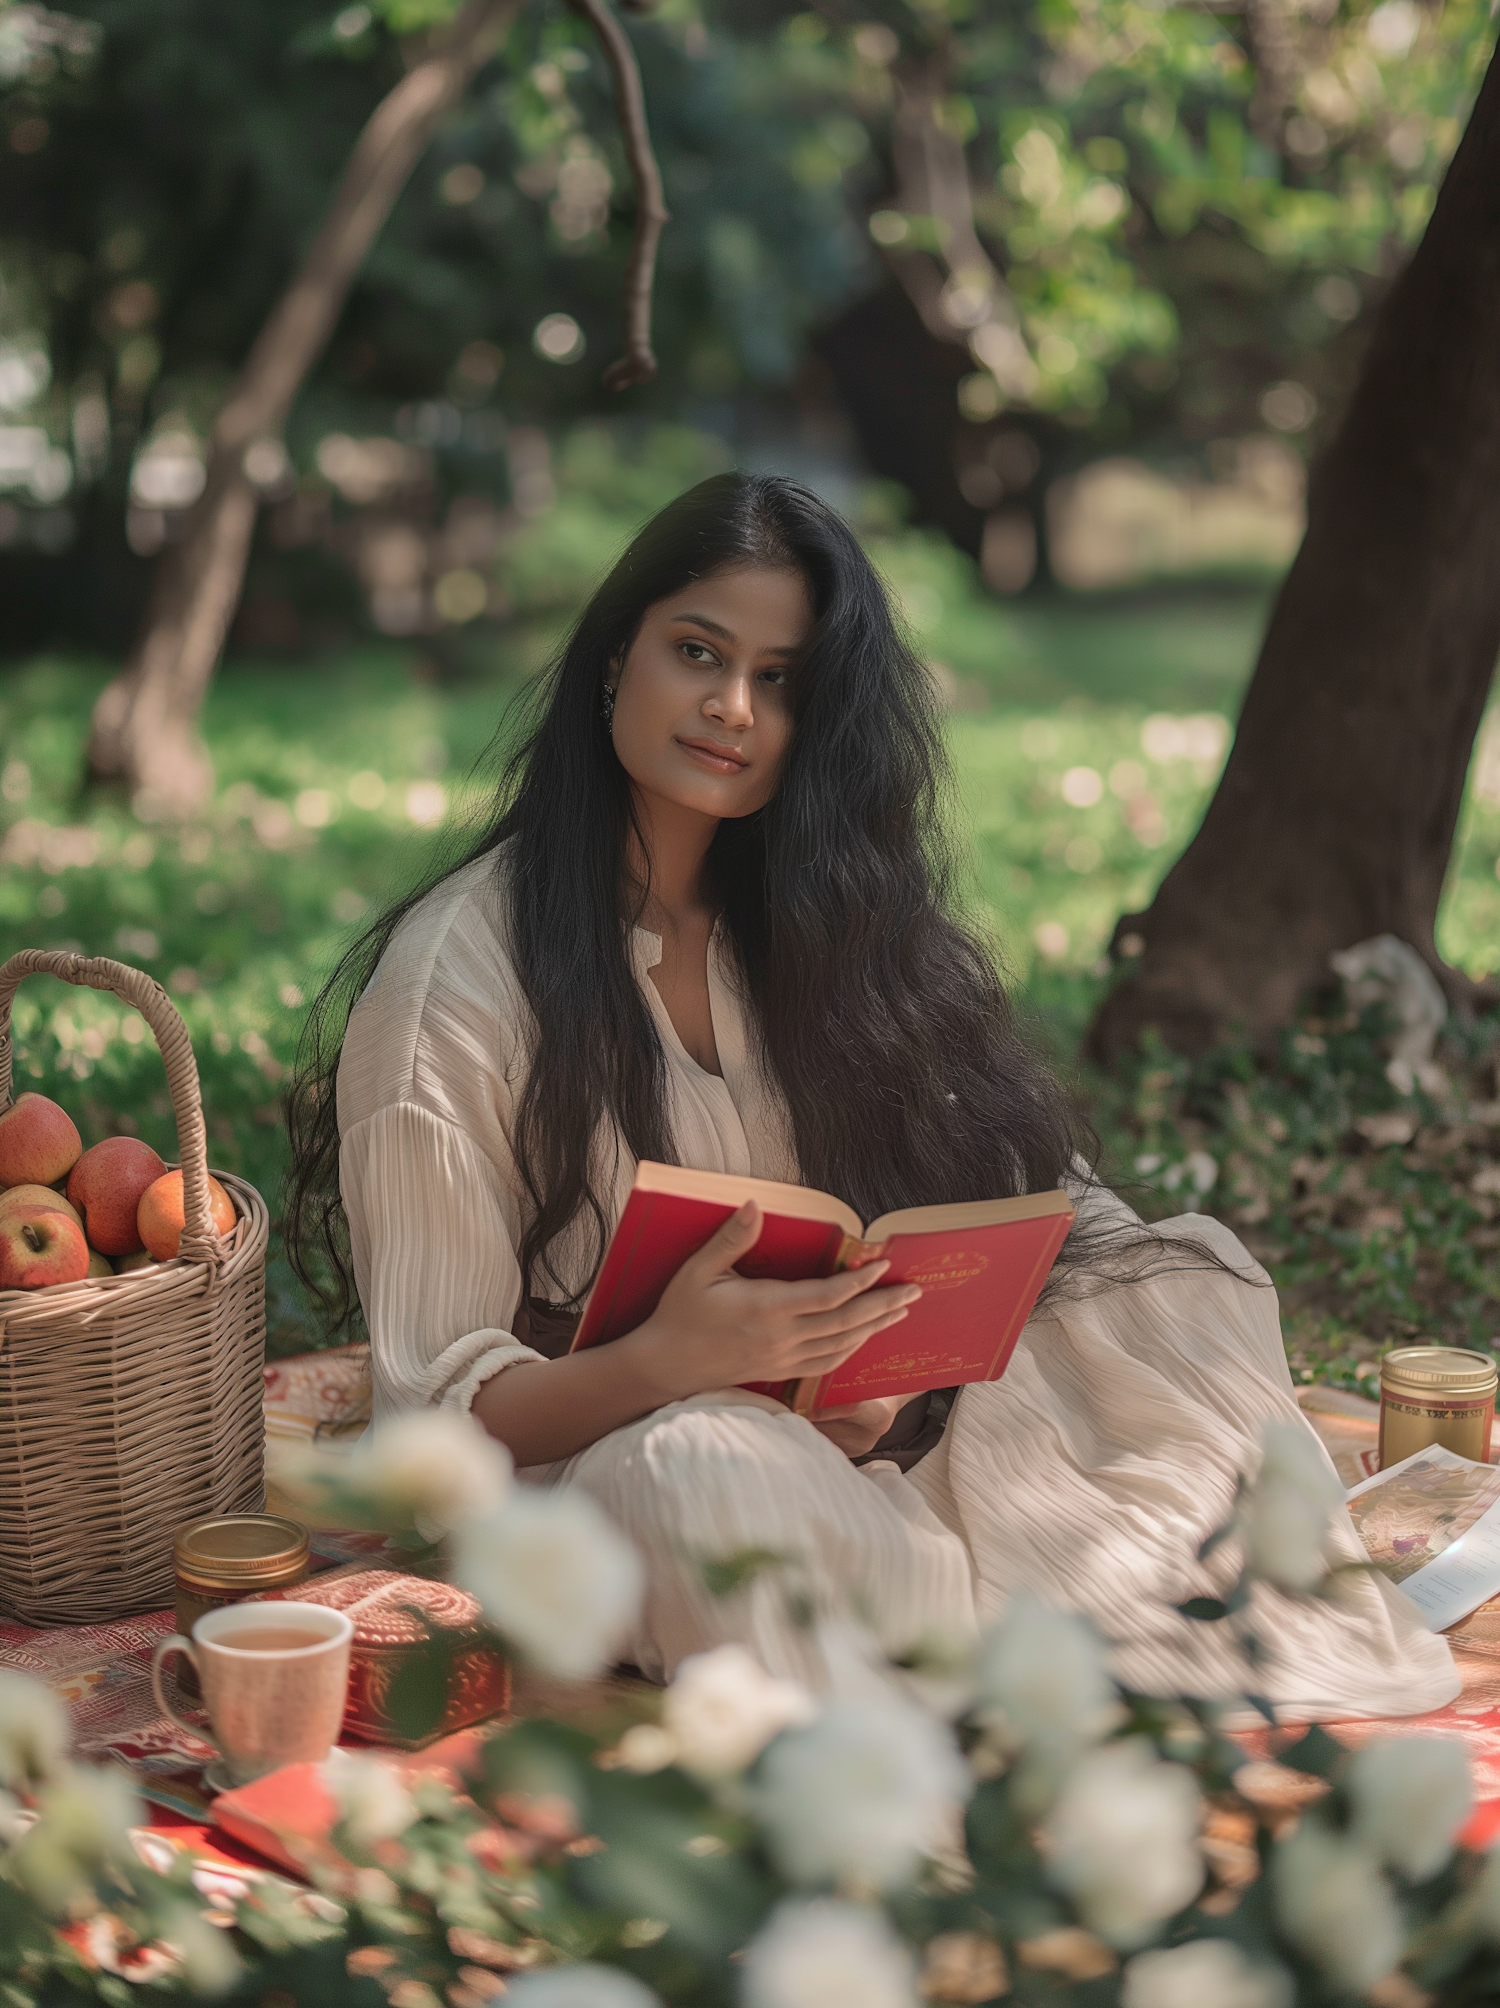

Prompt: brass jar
[
  {"left": 173, "top": 1513, "right": 312, "bottom": 1635},
  {"left": 1379, "top": 1347, "right": 1498, "bottom": 1469}
]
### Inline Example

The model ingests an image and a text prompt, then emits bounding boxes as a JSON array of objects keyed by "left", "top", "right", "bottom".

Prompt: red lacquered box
[{"left": 252, "top": 1566, "right": 511, "bottom": 1749}]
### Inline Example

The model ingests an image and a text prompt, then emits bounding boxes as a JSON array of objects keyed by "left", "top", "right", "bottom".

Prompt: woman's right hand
[{"left": 620, "top": 1200, "right": 921, "bottom": 1403}]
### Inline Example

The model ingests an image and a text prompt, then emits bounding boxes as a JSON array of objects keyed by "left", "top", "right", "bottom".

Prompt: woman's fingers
[
  {"left": 790, "top": 1302, "right": 913, "bottom": 1373},
  {"left": 789, "top": 1283, "right": 920, "bottom": 1341},
  {"left": 685, "top": 1200, "right": 763, "bottom": 1278},
  {"left": 768, "top": 1262, "right": 893, "bottom": 1315}
]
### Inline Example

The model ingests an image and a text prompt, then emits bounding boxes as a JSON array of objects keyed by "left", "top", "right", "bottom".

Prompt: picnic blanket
[{"left": 4, "top": 1352, "right": 1500, "bottom": 1832}]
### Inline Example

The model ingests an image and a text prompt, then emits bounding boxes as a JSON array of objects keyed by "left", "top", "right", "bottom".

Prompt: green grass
[{"left": 2, "top": 536, "right": 1498, "bottom": 1373}]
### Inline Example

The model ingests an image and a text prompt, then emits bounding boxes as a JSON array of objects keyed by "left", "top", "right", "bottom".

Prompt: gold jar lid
[
  {"left": 173, "top": 1513, "right": 311, "bottom": 1591},
  {"left": 1380, "top": 1346, "right": 1498, "bottom": 1397}
]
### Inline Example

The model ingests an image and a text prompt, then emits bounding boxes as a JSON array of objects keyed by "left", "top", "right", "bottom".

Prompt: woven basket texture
[{"left": 0, "top": 950, "right": 268, "bottom": 1624}]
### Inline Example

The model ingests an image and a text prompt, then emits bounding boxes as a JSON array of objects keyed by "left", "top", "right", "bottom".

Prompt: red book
[
  {"left": 571, "top": 1162, "right": 1075, "bottom": 1414},
  {"left": 211, "top": 1727, "right": 494, "bottom": 1878}
]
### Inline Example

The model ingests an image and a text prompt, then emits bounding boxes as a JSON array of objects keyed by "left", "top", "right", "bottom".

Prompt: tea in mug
[{"left": 220, "top": 1625, "right": 329, "bottom": 1653}]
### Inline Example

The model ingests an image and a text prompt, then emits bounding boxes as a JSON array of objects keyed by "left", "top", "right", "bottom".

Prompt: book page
[
  {"left": 1346, "top": 1444, "right": 1500, "bottom": 1630},
  {"left": 632, "top": 1161, "right": 862, "bottom": 1239}
]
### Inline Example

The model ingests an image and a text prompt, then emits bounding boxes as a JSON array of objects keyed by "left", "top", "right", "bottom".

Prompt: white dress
[{"left": 338, "top": 856, "right": 1456, "bottom": 1721}]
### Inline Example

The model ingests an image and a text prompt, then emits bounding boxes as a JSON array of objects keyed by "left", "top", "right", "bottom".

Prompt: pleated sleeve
[{"left": 336, "top": 859, "right": 547, "bottom": 1424}]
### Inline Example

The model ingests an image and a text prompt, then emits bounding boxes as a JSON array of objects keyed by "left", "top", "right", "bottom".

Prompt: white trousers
[{"left": 547, "top": 1210, "right": 1456, "bottom": 1723}]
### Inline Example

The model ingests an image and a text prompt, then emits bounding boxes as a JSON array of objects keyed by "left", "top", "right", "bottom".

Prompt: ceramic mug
[{"left": 151, "top": 1600, "right": 354, "bottom": 1786}]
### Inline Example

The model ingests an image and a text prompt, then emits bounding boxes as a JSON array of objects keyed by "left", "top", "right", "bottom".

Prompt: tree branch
[
  {"left": 884, "top": 49, "right": 1037, "bottom": 403},
  {"left": 568, "top": 0, "right": 669, "bottom": 390}
]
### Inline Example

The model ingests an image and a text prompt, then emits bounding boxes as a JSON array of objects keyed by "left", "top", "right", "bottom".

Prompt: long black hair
[{"left": 289, "top": 471, "right": 1109, "bottom": 1328}]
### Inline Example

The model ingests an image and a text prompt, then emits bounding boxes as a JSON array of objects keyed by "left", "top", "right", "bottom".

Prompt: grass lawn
[{"left": 2, "top": 566, "right": 1498, "bottom": 1383}]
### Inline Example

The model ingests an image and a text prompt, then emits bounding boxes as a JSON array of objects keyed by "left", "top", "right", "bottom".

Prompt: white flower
[
  {"left": 1122, "top": 1939, "right": 1292, "bottom": 2008},
  {"left": 160, "top": 1901, "right": 242, "bottom": 1994},
  {"left": 504, "top": 1965, "right": 663, "bottom": 2007},
  {"left": 974, "top": 1596, "right": 1116, "bottom": 1761},
  {"left": 1043, "top": 1738, "right": 1203, "bottom": 1946},
  {"left": 750, "top": 1697, "right": 972, "bottom": 1891},
  {"left": 662, "top": 1646, "right": 816, "bottom": 1780},
  {"left": 1270, "top": 1825, "right": 1402, "bottom": 1992},
  {"left": 1238, "top": 1420, "right": 1343, "bottom": 1594},
  {"left": 351, "top": 1408, "right": 513, "bottom": 1533},
  {"left": 11, "top": 1765, "right": 142, "bottom": 1913},
  {"left": 325, "top": 1749, "right": 418, "bottom": 1847},
  {"left": 0, "top": 1671, "right": 70, "bottom": 1787},
  {"left": 453, "top": 1484, "right": 644, "bottom": 1680},
  {"left": 741, "top": 1898, "right": 918, "bottom": 2008},
  {"left": 1347, "top": 1734, "right": 1472, "bottom": 1882}
]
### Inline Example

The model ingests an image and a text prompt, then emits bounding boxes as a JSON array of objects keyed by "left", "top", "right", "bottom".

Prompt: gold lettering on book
[
  {"left": 847, "top": 1352, "right": 966, "bottom": 1382},
  {"left": 904, "top": 1251, "right": 989, "bottom": 1292}
]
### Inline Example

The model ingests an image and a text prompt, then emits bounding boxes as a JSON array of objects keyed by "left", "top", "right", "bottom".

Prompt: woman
[{"left": 291, "top": 472, "right": 1451, "bottom": 1719}]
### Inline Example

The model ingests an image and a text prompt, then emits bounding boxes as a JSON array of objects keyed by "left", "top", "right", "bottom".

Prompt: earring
[{"left": 601, "top": 682, "right": 616, "bottom": 731}]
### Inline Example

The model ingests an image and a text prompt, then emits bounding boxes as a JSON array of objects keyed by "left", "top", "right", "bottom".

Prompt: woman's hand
[
  {"left": 621, "top": 1200, "right": 920, "bottom": 1403},
  {"left": 809, "top": 1395, "right": 907, "bottom": 1459}
]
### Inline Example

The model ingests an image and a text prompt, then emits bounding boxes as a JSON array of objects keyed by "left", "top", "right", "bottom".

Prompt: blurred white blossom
[
  {"left": 1346, "top": 1734, "right": 1472, "bottom": 1882},
  {"left": 1121, "top": 1939, "right": 1291, "bottom": 2008},
  {"left": 160, "top": 1901, "right": 242, "bottom": 1994},
  {"left": 349, "top": 1409, "right": 513, "bottom": 1533},
  {"left": 662, "top": 1645, "right": 815, "bottom": 1780},
  {"left": 742, "top": 1897, "right": 919, "bottom": 2008},
  {"left": 751, "top": 1697, "right": 971, "bottom": 1891},
  {"left": 505, "top": 1965, "right": 662, "bottom": 2007},
  {"left": 454, "top": 1484, "right": 644, "bottom": 1680},
  {"left": 11, "top": 1765, "right": 142, "bottom": 1912},
  {"left": 974, "top": 1595, "right": 1117, "bottom": 1778},
  {"left": 0, "top": 1673, "right": 69, "bottom": 1789},
  {"left": 1238, "top": 1421, "right": 1342, "bottom": 1594},
  {"left": 325, "top": 1749, "right": 418, "bottom": 1847},
  {"left": 1043, "top": 1738, "right": 1203, "bottom": 1946},
  {"left": 1270, "top": 1826, "right": 1402, "bottom": 1992}
]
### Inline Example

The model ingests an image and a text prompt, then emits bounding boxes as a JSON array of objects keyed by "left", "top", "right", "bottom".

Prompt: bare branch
[
  {"left": 883, "top": 49, "right": 1037, "bottom": 404},
  {"left": 568, "top": 0, "right": 669, "bottom": 390}
]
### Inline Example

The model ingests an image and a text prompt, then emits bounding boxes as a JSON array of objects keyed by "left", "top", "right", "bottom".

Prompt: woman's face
[{"left": 609, "top": 564, "right": 812, "bottom": 822}]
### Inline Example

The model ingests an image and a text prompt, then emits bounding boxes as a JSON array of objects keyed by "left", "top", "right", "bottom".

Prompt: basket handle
[{"left": 0, "top": 950, "right": 225, "bottom": 1266}]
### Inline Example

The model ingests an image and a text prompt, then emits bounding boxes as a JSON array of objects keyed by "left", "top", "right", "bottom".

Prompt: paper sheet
[{"left": 1346, "top": 1444, "right": 1500, "bottom": 1631}]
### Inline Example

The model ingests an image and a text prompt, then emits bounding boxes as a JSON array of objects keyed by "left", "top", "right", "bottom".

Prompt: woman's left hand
[{"left": 810, "top": 1395, "right": 906, "bottom": 1459}]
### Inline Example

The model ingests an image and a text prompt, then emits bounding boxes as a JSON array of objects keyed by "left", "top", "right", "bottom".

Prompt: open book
[
  {"left": 1346, "top": 1443, "right": 1500, "bottom": 1630},
  {"left": 570, "top": 1161, "right": 1075, "bottom": 1414}
]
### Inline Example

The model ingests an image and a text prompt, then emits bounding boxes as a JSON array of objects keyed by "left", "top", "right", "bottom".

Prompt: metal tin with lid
[
  {"left": 173, "top": 1513, "right": 312, "bottom": 1635},
  {"left": 248, "top": 1564, "right": 511, "bottom": 1747},
  {"left": 1379, "top": 1347, "right": 1498, "bottom": 1469}
]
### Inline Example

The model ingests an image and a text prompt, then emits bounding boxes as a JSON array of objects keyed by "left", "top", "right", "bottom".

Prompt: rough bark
[
  {"left": 1088, "top": 42, "right": 1500, "bottom": 1062},
  {"left": 87, "top": 0, "right": 519, "bottom": 816}
]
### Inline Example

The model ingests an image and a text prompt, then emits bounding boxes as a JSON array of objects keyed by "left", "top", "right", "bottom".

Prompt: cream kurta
[{"left": 339, "top": 855, "right": 1456, "bottom": 1719}]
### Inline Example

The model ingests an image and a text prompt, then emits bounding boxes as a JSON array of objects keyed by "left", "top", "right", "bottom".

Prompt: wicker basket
[{"left": 0, "top": 950, "right": 268, "bottom": 1625}]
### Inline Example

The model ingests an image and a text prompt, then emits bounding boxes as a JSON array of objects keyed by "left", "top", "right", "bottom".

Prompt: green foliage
[{"left": 3, "top": 0, "right": 1496, "bottom": 645}]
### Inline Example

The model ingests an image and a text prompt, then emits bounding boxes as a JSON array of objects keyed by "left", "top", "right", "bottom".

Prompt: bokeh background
[{"left": 2, "top": 0, "right": 1497, "bottom": 1380}]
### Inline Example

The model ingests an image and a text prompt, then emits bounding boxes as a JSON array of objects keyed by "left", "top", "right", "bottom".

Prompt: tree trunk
[
  {"left": 1087, "top": 40, "right": 1500, "bottom": 1063},
  {"left": 88, "top": 0, "right": 518, "bottom": 816}
]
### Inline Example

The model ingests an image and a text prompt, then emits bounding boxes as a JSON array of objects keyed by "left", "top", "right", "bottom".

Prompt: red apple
[
  {"left": 0, "top": 1207, "right": 90, "bottom": 1290},
  {"left": 0, "top": 1094, "right": 82, "bottom": 1188},
  {"left": 0, "top": 1183, "right": 83, "bottom": 1231},
  {"left": 67, "top": 1137, "right": 167, "bottom": 1256},
  {"left": 137, "top": 1170, "right": 236, "bottom": 1260}
]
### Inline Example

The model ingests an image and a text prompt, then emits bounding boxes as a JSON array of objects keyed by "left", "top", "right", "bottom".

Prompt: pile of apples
[{"left": 0, "top": 1092, "right": 236, "bottom": 1291}]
